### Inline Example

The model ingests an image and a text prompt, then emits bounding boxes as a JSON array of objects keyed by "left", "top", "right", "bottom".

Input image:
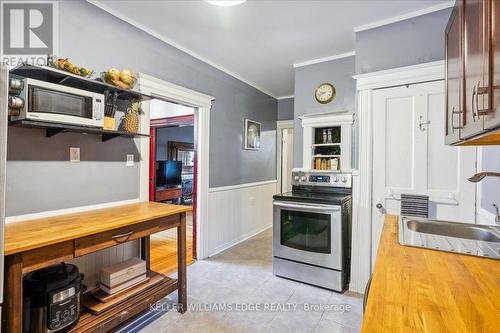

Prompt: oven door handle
[{"left": 273, "top": 202, "right": 340, "bottom": 211}]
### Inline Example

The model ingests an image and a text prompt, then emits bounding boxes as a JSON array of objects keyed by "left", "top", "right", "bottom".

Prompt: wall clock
[{"left": 315, "top": 83, "right": 336, "bottom": 104}]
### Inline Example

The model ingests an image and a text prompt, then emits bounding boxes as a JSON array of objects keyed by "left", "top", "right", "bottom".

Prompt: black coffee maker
[{"left": 23, "top": 263, "right": 85, "bottom": 333}]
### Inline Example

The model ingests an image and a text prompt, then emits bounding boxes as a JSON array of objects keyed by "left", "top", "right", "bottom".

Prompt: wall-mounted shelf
[
  {"left": 313, "top": 155, "right": 341, "bottom": 158},
  {"left": 311, "top": 143, "right": 341, "bottom": 147},
  {"left": 9, "top": 120, "right": 149, "bottom": 142},
  {"left": 10, "top": 64, "right": 151, "bottom": 102}
]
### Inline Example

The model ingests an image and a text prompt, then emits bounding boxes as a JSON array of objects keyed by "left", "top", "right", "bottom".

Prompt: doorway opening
[{"left": 149, "top": 100, "right": 196, "bottom": 274}]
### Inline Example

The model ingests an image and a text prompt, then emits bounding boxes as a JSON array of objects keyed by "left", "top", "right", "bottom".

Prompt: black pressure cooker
[{"left": 23, "top": 263, "right": 85, "bottom": 333}]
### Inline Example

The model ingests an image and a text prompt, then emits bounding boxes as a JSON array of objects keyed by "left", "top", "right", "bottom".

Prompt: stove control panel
[
  {"left": 309, "top": 175, "right": 330, "bottom": 183},
  {"left": 292, "top": 171, "right": 352, "bottom": 188}
]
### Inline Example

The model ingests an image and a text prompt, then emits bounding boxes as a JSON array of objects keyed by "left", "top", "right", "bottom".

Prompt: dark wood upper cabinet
[
  {"left": 486, "top": 0, "right": 500, "bottom": 130},
  {"left": 446, "top": 0, "right": 500, "bottom": 145},
  {"left": 463, "top": 0, "right": 489, "bottom": 138},
  {"left": 445, "top": 2, "right": 463, "bottom": 144}
]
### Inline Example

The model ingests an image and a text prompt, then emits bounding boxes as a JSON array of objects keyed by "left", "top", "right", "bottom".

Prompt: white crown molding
[
  {"left": 277, "top": 95, "right": 294, "bottom": 100},
  {"left": 353, "top": 1, "right": 455, "bottom": 33},
  {"left": 293, "top": 51, "right": 355, "bottom": 68},
  {"left": 353, "top": 60, "right": 445, "bottom": 91},
  {"left": 87, "top": 0, "right": 278, "bottom": 99},
  {"left": 299, "top": 111, "right": 354, "bottom": 127}
]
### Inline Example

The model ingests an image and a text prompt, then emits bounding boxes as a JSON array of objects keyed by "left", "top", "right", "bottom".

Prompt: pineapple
[{"left": 122, "top": 99, "right": 143, "bottom": 133}]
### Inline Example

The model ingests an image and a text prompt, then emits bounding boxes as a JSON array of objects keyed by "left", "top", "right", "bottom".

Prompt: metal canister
[
  {"left": 9, "top": 77, "right": 24, "bottom": 94},
  {"left": 8, "top": 95, "right": 24, "bottom": 109}
]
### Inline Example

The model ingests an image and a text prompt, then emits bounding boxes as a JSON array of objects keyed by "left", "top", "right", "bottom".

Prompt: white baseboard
[{"left": 209, "top": 224, "right": 272, "bottom": 257}]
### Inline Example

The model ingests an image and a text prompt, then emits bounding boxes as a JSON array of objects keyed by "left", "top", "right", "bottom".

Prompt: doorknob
[{"left": 376, "top": 203, "right": 386, "bottom": 214}]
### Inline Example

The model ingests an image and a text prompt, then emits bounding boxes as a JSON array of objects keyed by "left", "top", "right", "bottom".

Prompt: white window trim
[{"left": 137, "top": 73, "right": 214, "bottom": 260}]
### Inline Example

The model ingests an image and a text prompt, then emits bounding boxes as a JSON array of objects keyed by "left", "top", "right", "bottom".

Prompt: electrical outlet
[
  {"left": 70, "top": 147, "right": 80, "bottom": 162},
  {"left": 126, "top": 154, "right": 134, "bottom": 166},
  {"left": 250, "top": 197, "right": 256, "bottom": 206}
]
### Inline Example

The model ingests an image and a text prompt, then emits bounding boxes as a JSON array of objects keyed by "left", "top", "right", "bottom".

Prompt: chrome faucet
[
  {"left": 493, "top": 204, "right": 500, "bottom": 226},
  {"left": 467, "top": 172, "right": 500, "bottom": 183}
]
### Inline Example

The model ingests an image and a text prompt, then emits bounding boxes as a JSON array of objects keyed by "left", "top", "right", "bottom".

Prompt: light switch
[
  {"left": 70, "top": 147, "right": 80, "bottom": 162},
  {"left": 126, "top": 154, "right": 134, "bottom": 166}
]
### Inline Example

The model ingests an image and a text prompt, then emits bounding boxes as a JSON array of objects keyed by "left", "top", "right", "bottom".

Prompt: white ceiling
[{"left": 91, "top": 0, "right": 451, "bottom": 98}]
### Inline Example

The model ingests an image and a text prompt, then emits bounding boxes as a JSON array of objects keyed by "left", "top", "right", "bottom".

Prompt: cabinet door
[
  {"left": 486, "top": 0, "right": 500, "bottom": 129},
  {"left": 445, "top": 4, "right": 463, "bottom": 144},
  {"left": 463, "top": 0, "right": 489, "bottom": 138}
]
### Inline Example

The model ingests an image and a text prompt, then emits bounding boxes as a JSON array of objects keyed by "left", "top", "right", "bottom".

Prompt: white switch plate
[
  {"left": 70, "top": 147, "right": 80, "bottom": 162},
  {"left": 126, "top": 154, "right": 134, "bottom": 166}
]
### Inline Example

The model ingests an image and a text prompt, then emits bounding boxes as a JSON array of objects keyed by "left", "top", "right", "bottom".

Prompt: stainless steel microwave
[{"left": 8, "top": 77, "right": 104, "bottom": 128}]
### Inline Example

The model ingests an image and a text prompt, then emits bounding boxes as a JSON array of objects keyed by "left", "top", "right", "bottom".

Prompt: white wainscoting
[
  {"left": 207, "top": 180, "right": 277, "bottom": 257},
  {"left": 68, "top": 242, "right": 139, "bottom": 289}
]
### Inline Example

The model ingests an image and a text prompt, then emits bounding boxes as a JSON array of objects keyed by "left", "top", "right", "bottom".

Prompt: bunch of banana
[{"left": 53, "top": 58, "right": 93, "bottom": 77}]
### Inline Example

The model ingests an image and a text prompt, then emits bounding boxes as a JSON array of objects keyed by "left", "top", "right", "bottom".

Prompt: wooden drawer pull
[{"left": 111, "top": 231, "right": 134, "bottom": 242}]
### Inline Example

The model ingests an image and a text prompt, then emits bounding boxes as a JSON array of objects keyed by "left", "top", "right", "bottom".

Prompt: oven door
[{"left": 273, "top": 200, "right": 342, "bottom": 270}]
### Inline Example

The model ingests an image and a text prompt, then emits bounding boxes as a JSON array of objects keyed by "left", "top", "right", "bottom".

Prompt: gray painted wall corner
[
  {"left": 278, "top": 98, "right": 294, "bottom": 121},
  {"left": 293, "top": 56, "right": 356, "bottom": 168},
  {"left": 355, "top": 8, "right": 453, "bottom": 74}
]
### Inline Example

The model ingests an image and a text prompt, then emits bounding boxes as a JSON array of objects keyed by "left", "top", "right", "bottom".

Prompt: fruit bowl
[{"left": 101, "top": 69, "right": 136, "bottom": 90}]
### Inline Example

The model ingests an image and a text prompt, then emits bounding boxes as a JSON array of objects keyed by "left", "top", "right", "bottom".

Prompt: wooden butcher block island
[
  {"left": 2, "top": 202, "right": 191, "bottom": 333},
  {"left": 362, "top": 215, "right": 500, "bottom": 333}
]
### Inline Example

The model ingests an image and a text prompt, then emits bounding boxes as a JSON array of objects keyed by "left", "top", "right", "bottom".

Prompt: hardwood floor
[{"left": 150, "top": 211, "right": 194, "bottom": 275}]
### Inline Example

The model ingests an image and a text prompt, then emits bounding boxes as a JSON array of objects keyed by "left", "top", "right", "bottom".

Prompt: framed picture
[{"left": 244, "top": 119, "right": 261, "bottom": 150}]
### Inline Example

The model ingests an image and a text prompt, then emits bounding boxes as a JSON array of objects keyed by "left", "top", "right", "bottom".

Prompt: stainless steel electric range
[{"left": 272, "top": 170, "right": 352, "bottom": 292}]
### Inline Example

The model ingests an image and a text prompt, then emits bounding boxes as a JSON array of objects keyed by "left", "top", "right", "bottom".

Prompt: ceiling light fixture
[{"left": 204, "top": 0, "right": 246, "bottom": 6}]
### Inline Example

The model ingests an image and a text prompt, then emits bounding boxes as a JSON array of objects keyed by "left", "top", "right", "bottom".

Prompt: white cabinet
[{"left": 300, "top": 112, "right": 353, "bottom": 171}]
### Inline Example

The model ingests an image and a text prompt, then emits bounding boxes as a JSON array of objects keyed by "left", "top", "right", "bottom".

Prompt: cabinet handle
[
  {"left": 475, "top": 80, "right": 489, "bottom": 116},
  {"left": 363, "top": 274, "right": 373, "bottom": 314},
  {"left": 111, "top": 231, "right": 134, "bottom": 243},
  {"left": 451, "top": 107, "right": 463, "bottom": 130},
  {"left": 471, "top": 83, "right": 477, "bottom": 121}
]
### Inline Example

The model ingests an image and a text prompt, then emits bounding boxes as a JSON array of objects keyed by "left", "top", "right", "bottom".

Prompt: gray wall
[
  {"left": 6, "top": 1, "right": 277, "bottom": 216},
  {"left": 277, "top": 98, "right": 294, "bottom": 120},
  {"left": 355, "top": 8, "right": 452, "bottom": 74},
  {"left": 293, "top": 56, "right": 356, "bottom": 168},
  {"left": 156, "top": 126, "right": 194, "bottom": 161},
  {"left": 6, "top": 128, "right": 139, "bottom": 216},
  {"left": 480, "top": 147, "right": 500, "bottom": 215}
]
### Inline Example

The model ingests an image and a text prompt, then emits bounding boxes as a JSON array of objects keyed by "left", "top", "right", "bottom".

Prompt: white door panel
[{"left": 372, "top": 81, "right": 476, "bottom": 264}]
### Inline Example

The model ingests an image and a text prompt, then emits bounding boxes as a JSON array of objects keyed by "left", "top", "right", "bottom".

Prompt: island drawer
[{"left": 74, "top": 215, "right": 180, "bottom": 257}]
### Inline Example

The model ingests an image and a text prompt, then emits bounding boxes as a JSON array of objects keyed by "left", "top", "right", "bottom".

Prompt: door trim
[
  {"left": 276, "top": 120, "right": 294, "bottom": 194},
  {"left": 137, "top": 73, "right": 213, "bottom": 260},
  {"left": 351, "top": 61, "right": 445, "bottom": 293}
]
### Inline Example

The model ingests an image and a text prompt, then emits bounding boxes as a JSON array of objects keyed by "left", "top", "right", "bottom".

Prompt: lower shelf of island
[{"left": 72, "top": 270, "right": 177, "bottom": 333}]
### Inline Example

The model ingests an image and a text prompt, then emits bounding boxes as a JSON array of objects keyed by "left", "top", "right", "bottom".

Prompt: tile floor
[{"left": 139, "top": 228, "right": 363, "bottom": 333}]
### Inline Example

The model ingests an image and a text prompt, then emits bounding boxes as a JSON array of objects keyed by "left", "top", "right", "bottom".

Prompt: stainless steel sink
[{"left": 399, "top": 217, "right": 500, "bottom": 259}]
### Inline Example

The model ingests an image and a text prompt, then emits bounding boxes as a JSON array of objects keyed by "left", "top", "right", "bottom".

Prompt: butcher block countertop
[
  {"left": 4, "top": 202, "right": 191, "bottom": 256},
  {"left": 362, "top": 215, "right": 500, "bottom": 333}
]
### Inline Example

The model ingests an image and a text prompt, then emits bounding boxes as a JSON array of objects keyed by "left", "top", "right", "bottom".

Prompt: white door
[
  {"left": 281, "top": 128, "right": 294, "bottom": 193},
  {"left": 371, "top": 81, "right": 477, "bottom": 262}
]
